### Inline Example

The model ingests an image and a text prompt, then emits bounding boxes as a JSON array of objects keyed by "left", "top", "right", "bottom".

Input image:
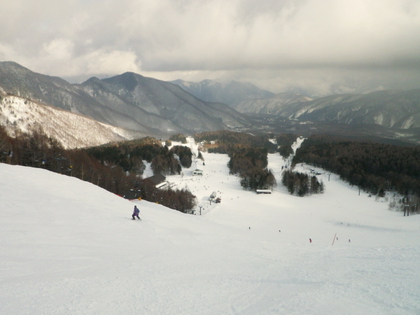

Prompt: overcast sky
[{"left": 1, "top": 0, "right": 420, "bottom": 95}]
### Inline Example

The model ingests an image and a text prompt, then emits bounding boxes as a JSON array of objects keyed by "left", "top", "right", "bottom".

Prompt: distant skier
[
  {"left": 132, "top": 205, "right": 140, "bottom": 220},
  {"left": 309, "top": 238, "right": 312, "bottom": 243}
]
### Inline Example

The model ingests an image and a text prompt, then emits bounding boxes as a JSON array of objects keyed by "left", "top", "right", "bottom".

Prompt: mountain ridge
[
  {"left": 2, "top": 61, "right": 420, "bottom": 146},
  {"left": 280, "top": 89, "right": 420, "bottom": 129},
  {"left": 0, "top": 62, "right": 252, "bottom": 136}
]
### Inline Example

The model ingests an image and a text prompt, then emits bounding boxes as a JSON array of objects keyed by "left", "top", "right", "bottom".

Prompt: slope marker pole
[{"left": 332, "top": 233, "right": 337, "bottom": 246}]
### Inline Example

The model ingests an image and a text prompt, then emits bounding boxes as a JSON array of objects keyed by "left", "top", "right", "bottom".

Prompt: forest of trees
[
  {"left": 170, "top": 145, "right": 193, "bottom": 168},
  {"left": 86, "top": 138, "right": 194, "bottom": 176},
  {"left": 293, "top": 135, "right": 420, "bottom": 211},
  {"left": 169, "top": 133, "right": 187, "bottom": 143},
  {"left": 194, "top": 130, "right": 278, "bottom": 154},
  {"left": 134, "top": 180, "right": 195, "bottom": 212},
  {"left": 276, "top": 133, "right": 297, "bottom": 146},
  {"left": 1, "top": 127, "right": 136, "bottom": 195},
  {"left": 0, "top": 127, "right": 196, "bottom": 212},
  {"left": 281, "top": 170, "right": 324, "bottom": 196},
  {"left": 278, "top": 145, "right": 294, "bottom": 159},
  {"left": 227, "top": 147, "right": 276, "bottom": 191},
  {"left": 83, "top": 139, "right": 197, "bottom": 212},
  {"left": 194, "top": 130, "right": 278, "bottom": 191},
  {"left": 276, "top": 134, "right": 297, "bottom": 158}
]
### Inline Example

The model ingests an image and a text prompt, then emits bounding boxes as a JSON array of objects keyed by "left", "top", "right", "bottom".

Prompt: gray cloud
[{"left": 1, "top": 0, "right": 420, "bottom": 95}]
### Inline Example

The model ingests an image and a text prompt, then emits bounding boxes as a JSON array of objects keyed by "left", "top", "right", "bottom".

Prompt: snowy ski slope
[{"left": 1, "top": 139, "right": 419, "bottom": 314}]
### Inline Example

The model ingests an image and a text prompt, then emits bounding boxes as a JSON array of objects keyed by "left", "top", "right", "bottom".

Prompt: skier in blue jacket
[{"left": 132, "top": 205, "right": 140, "bottom": 220}]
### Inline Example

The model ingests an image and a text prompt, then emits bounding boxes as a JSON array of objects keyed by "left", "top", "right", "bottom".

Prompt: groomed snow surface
[{"left": 1, "top": 143, "right": 420, "bottom": 314}]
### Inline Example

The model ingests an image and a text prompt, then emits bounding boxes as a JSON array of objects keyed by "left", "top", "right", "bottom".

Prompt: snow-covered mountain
[
  {"left": 172, "top": 76, "right": 420, "bottom": 132},
  {"left": 0, "top": 93, "right": 142, "bottom": 149},
  {"left": 3, "top": 61, "right": 420, "bottom": 146},
  {"left": 1, "top": 139, "right": 419, "bottom": 314},
  {"left": 236, "top": 89, "right": 420, "bottom": 130},
  {"left": 89, "top": 72, "right": 251, "bottom": 132},
  {"left": 274, "top": 90, "right": 420, "bottom": 129},
  {"left": 0, "top": 62, "right": 252, "bottom": 136}
]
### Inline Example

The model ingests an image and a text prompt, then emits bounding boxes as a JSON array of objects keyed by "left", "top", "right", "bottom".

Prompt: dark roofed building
[
  {"left": 123, "top": 189, "right": 141, "bottom": 200},
  {"left": 143, "top": 174, "right": 166, "bottom": 186},
  {"left": 123, "top": 174, "right": 167, "bottom": 200}
]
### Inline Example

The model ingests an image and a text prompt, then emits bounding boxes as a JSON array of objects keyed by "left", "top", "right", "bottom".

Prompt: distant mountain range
[
  {"left": 171, "top": 79, "right": 274, "bottom": 106},
  {"left": 231, "top": 92, "right": 313, "bottom": 115},
  {"left": 268, "top": 91, "right": 420, "bottom": 129},
  {"left": 173, "top": 80, "right": 420, "bottom": 143},
  {"left": 0, "top": 62, "right": 251, "bottom": 137},
  {"left": 2, "top": 61, "right": 420, "bottom": 146},
  {"left": 174, "top": 79, "right": 420, "bottom": 132}
]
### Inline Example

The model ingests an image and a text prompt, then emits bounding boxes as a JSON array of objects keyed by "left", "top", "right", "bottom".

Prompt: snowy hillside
[
  {"left": 1, "top": 140, "right": 420, "bottom": 314},
  {"left": 0, "top": 94, "right": 141, "bottom": 149}
]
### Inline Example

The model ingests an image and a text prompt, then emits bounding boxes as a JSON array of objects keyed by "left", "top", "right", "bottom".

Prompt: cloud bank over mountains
[{"left": 2, "top": 0, "right": 420, "bottom": 95}]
